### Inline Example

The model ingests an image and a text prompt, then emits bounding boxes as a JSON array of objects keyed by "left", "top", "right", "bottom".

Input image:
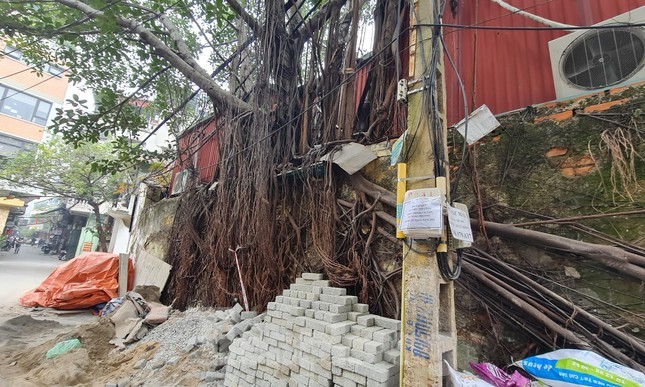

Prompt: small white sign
[
  {"left": 455, "top": 104, "right": 500, "bottom": 144},
  {"left": 447, "top": 205, "right": 474, "bottom": 243},
  {"left": 400, "top": 196, "right": 443, "bottom": 231}
]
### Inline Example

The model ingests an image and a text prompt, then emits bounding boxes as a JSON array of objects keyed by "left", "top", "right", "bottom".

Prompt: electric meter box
[{"left": 399, "top": 188, "right": 444, "bottom": 239}]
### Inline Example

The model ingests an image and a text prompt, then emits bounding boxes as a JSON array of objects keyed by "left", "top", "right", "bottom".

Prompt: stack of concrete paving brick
[{"left": 224, "top": 273, "right": 400, "bottom": 387}]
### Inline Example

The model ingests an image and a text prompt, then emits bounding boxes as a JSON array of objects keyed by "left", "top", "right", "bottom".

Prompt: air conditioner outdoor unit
[
  {"left": 170, "top": 169, "right": 190, "bottom": 196},
  {"left": 548, "top": 6, "right": 645, "bottom": 100}
]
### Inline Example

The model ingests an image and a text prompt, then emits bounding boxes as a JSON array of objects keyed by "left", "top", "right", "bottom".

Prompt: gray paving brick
[
  {"left": 328, "top": 303, "right": 352, "bottom": 314},
  {"left": 372, "top": 328, "right": 397, "bottom": 343},
  {"left": 286, "top": 305, "right": 306, "bottom": 316},
  {"left": 325, "top": 321, "right": 354, "bottom": 335},
  {"left": 319, "top": 341, "right": 332, "bottom": 354},
  {"left": 350, "top": 324, "right": 364, "bottom": 337},
  {"left": 312, "top": 329, "right": 343, "bottom": 344},
  {"left": 331, "top": 344, "right": 350, "bottom": 358},
  {"left": 342, "top": 369, "right": 367, "bottom": 385},
  {"left": 341, "top": 334, "right": 359, "bottom": 347},
  {"left": 362, "top": 361, "right": 399, "bottom": 383},
  {"left": 351, "top": 337, "right": 369, "bottom": 351},
  {"left": 293, "top": 324, "right": 314, "bottom": 337},
  {"left": 302, "top": 273, "right": 324, "bottom": 280},
  {"left": 319, "top": 294, "right": 358, "bottom": 306},
  {"left": 304, "top": 317, "right": 328, "bottom": 332},
  {"left": 322, "top": 287, "right": 346, "bottom": 296},
  {"left": 333, "top": 376, "right": 357, "bottom": 387},
  {"left": 346, "top": 311, "right": 366, "bottom": 322},
  {"left": 356, "top": 314, "right": 375, "bottom": 327},
  {"left": 306, "top": 292, "right": 319, "bottom": 301},
  {"left": 360, "top": 326, "right": 384, "bottom": 340},
  {"left": 374, "top": 316, "right": 400, "bottom": 331},
  {"left": 352, "top": 303, "right": 369, "bottom": 313},
  {"left": 363, "top": 340, "right": 386, "bottom": 355},
  {"left": 290, "top": 283, "right": 323, "bottom": 294},
  {"left": 383, "top": 349, "right": 400, "bottom": 365}
]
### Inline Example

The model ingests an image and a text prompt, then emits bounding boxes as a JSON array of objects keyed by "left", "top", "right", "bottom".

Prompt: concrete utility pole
[{"left": 399, "top": 0, "right": 457, "bottom": 384}]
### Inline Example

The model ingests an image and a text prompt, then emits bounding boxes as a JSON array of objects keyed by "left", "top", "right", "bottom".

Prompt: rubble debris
[
  {"left": 224, "top": 273, "right": 401, "bottom": 387},
  {"left": 132, "top": 285, "right": 161, "bottom": 303},
  {"left": 132, "top": 359, "right": 147, "bottom": 369}
]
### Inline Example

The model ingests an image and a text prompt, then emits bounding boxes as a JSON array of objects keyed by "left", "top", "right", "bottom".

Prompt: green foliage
[
  {"left": 0, "top": 0, "right": 242, "bottom": 171},
  {"left": 0, "top": 138, "right": 129, "bottom": 206}
]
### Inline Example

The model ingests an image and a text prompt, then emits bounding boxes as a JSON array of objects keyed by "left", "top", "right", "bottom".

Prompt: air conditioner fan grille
[{"left": 561, "top": 27, "right": 645, "bottom": 89}]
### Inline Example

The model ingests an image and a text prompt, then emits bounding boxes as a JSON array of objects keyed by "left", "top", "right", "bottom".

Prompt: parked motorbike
[{"left": 58, "top": 249, "right": 68, "bottom": 261}]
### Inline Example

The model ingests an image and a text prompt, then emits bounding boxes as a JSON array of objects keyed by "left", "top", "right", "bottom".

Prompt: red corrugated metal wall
[
  {"left": 169, "top": 117, "right": 219, "bottom": 192},
  {"left": 443, "top": 0, "right": 644, "bottom": 125}
]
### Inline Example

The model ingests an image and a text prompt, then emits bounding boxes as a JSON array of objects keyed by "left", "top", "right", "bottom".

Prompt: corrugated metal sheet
[
  {"left": 354, "top": 61, "right": 372, "bottom": 112},
  {"left": 169, "top": 117, "right": 219, "bottom": 193},
  {"left": 443, "top": 0, "right": 644, "bottom": 125}
]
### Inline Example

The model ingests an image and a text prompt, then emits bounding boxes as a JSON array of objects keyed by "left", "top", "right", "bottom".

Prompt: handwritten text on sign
[
  {"left": 447, "top": 205, "right": 474, "bottom": 243},
  {"left": 400, "top": 196, "right": 442, "bottom": 231}
]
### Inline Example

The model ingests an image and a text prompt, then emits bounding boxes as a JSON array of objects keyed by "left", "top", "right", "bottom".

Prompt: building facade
[{"left": 0, "top": 42, "right": 69, "bottom": 156}]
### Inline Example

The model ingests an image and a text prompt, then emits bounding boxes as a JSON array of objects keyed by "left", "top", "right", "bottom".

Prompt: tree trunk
[{"left": 90, "top": 202, "right": 109, "bottom": 252}]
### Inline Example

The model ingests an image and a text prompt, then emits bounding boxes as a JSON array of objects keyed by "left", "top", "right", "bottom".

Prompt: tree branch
[
  {"left": 53, "top": 0, "right": 252, "bottom": 114},
  {"left": 298, "top": 0, "right": 348, "bottom": 40},
  {"left": 223, "top": 0, "right": 262, "bottom": 37}
]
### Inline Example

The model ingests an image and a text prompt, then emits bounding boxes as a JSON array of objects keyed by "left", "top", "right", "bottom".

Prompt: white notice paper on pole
[
  {"left": 400, "top": 196, "right": 443, "bottom": 231},
  {"left": 447, "top": 205, "right": 474, "bottom": 243}
]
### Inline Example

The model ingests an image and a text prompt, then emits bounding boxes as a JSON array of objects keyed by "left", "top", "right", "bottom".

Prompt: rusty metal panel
[
  {"left": 169, "top": 118, "right": 219, "bottom": 193},
  {"left": 354, "top": 62, "right": 371, "bottom": 113},
  {"left": 443, "top": 0, "right": 644, "bottom": 125}
]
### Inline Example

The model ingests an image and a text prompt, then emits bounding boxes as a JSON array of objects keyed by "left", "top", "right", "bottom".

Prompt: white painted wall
[{"left": 109, "top": 217, "right": 130, "bottom": 254}]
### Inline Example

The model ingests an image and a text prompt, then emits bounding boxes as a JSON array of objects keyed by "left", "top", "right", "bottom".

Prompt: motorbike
[
  {"left": 58, "top": 249, "right": 68, "bottom": 261},
  {"left": 41, "top": 242, "right": 52, "bottom": 254}
]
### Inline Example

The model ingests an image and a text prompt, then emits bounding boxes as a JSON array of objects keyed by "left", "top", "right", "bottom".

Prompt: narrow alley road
[{"left": 0, "top": 244, "right": 62, "bottom": 308}]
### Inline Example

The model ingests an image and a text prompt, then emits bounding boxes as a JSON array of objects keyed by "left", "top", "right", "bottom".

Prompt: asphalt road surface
[{"left": 0, "top": 244, "right": 62, "bottom": 307}]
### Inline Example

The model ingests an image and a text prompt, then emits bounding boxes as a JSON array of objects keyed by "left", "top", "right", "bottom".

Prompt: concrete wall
[
  {"left": 128, "top": 196, "right": 179, "bottom": 262},
  {"left": 0, "top": 207, "right": 10, "bottom": 233},
  {"left": 109, "top": 218, "right": 131, "bottom": 254}
]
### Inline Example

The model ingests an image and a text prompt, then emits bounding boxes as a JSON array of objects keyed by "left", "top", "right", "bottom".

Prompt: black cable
[
  {"left": 441, "top": 32, "right": 467, "bottom": 202},
  {"left": 416, "top": 22, "right": 645, "bottom": 31}
]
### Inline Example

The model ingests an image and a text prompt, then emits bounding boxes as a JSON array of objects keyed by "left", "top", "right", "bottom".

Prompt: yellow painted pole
[
  {"left": 396, "top": 163, "right": 407, "bottom": 239},
  {"left": 397, "top": 162, "right": 407, "bottom": 385}
]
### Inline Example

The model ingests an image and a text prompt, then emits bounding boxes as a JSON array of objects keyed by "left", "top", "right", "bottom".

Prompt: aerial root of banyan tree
[
  {"left": 162, "top": 172, "right": 645, "bottom": 369},
  {"left": 162, "top": 166, "right": 403, "bottom": 318}
]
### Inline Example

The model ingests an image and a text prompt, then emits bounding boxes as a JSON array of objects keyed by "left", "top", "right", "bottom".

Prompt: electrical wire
[
  {"left": 442, "top": 30, "right": 467, "bottom": 202},
  {"left": 417, "top": 22, "right": 645, "bottom": 31}
]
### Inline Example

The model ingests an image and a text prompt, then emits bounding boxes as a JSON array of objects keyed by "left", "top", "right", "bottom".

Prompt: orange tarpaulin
[{"left": 20, "top": 252, "right": 134, "bottom": 310}]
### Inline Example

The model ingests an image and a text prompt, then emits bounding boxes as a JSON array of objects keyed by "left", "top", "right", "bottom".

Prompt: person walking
[{"left": 14, "top": 238, "right": 21, "bottom": 254}]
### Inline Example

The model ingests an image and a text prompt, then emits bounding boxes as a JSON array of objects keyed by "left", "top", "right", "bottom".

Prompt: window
[
  {"left": 3, "top": 45, "right": 65, "bottom": 77},
  {"left": 0, "top": 84, "right": 52, "bottom": 125},
  {"left": 3, "top": 45, "right": 23, "bottom": 61},
  {"left": 45, "top": 63, "right": 65, "bottom": 77}
]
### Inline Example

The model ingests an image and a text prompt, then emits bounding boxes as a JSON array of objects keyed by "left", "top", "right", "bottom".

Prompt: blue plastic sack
[{"left": 515, "top": 349, "right": 645, "bottom": 387}]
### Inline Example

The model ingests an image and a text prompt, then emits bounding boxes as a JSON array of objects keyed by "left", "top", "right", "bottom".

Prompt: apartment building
[{"left": 0, "top": 42, "right": 69, "bottom": 156}]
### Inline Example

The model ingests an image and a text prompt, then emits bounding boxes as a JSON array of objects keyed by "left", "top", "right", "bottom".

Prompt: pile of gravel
[{"left": 141, "top": 305, "right": 264, "bottom": 370}]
